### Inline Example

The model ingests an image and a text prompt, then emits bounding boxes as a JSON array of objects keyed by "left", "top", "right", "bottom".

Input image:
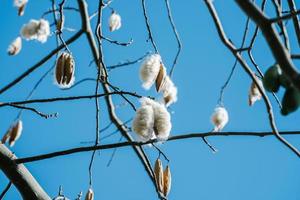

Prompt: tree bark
[{"left": 0, "top": 144, "right": 51, "bottom": 200}]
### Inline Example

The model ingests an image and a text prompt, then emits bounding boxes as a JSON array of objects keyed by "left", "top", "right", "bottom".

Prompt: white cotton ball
[
  {"left": 36, "top": 19, "right": 50, "bottom": 43},
  {"left": 249, "top": 79, "right": 262, "bottom": 106},
  {"left": 211, "top": 106, "right": 228, "bottom": 132},
  {"left": 152, "top": 103, "right": 171, "bottom": 141},
  {"left": 160, "top": 76, "right": 178, "bottom": 107},
  {"left": 109, "top": 12, "right": 121, "bottom": 32},
  {"left": 132, "top": 104, "right": 155, "bottom": 142},
  {"left": 140, "top": 54, "right": 161, "bottom": 90},
  {"left": 20, "top": 19, "right": 50, "bottom": 43}
]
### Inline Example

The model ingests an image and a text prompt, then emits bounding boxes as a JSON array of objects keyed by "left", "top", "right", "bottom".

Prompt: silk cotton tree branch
[
  {"left": 204, "top": 0, "right": 300, "bottom": 157},
  {"left": 234, "top": 0, "right": 300, "bottom": 92},
  {"left": 14, "top": 131, "right": 300, "bottom": 164}
]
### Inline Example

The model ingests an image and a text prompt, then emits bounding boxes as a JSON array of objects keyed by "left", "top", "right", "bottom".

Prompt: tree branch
[
  {"left": 15, "top": 131, "right": 300, "bottom": 164},
  {"left": 0, "top": 144, "right": 51, "bottom": 200}
]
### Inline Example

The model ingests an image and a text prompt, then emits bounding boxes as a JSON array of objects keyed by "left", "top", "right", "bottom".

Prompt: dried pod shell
[
  {"left": 85, "top": 188, "right": 94, "bottom": 200},
  {"left": 1, "top": 120, "right": 23, "bottom": 147},
  {"left": 154, "top": 158, "right": 164, "bottom": 193},
  {"left": 8, "top": 37, "right": 22, "bottom": 56},
  {"left": 18, "top": 4, "right": 26, "bottom": 16},
  {"left": 55, "top": 52, "right": 75, "bottom": 88},
  {"left": 156, "top": 64, "right": 166, "bottom": 92},
  {"left": 163, "top": 165, "right": 171, "bottom": 197}
]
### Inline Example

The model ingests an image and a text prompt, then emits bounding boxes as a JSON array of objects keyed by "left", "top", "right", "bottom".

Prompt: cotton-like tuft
[
  {"left": 160, "top": 76, "right": 178, "bottom": 107},
  {"left": 249, "top": 79, "right": 262, "bottom": 106},
  {"left": 211, "top": 106, "right": 228, "bottom": 132},
  {"left": 152, "top": 102, "right": 171, "bottom": 141},
  {"left": 133, "top": 97, "right": 171, "bottom": 141},
  {"left": 109, "top": 11, "right": 121, "bottom": 32},
  {"left": 7, "top": 37, "right": 22, "bottom": 56},
  {"left": 21, "top": 19, "right": 50, "bottom": 43},
  {"left": 132, "top": 104, "right": 155, "bottom": 142},
  {"left": 140, "top": 54, "right": 162, "bottom": 90},
  {"left": 1, "top": 120, "right": 23, "bottom": 147}
]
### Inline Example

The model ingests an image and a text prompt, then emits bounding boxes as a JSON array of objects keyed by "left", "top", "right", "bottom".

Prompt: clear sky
[{"left": 1, "top": 0, "right": 300, "bottom": 199}]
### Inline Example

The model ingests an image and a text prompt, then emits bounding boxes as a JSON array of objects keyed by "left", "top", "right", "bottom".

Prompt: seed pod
[
  {"left": 55, "top": 52, "right": 75, "bottom": 88},
  {"left": 14, "top": 0, "right": 28, "bottom": 16},
  {"left": 85, "top": 188, "right": 94, "bottom": 200},
  {"left": 109, "top": 11, "right": 121, "bottom": 32},
  {"left": 7, "top": 37, "right": 22, "bottom": 56},
  {"left": 163, "top": 165, "right": 171, "bottom": 197},
  {"left": 281, "top": 87, "right": 300, "bottom": 115},
  {"left": 1, "top": 120, "right": 23, "bottom": 147},
  {"left": 156, "top": 64, "right": 166, "bottom": 92},
  {"left": 154, "top": 158, "right": 164, "bottom": 193},
  {"left": 263, "top": 65, "right": 281, "bottom": 92}
]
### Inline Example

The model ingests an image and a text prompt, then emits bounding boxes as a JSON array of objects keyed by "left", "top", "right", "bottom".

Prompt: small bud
[
  {"left": 154, "top": 158, "right": 164, "bottom": 193},
  {"left": 249, "top": 78, "right": 262, "bottom": 106},
  {"left": 85, "top": 188, "right": 94, "bottom": 200},
  {"left": 7, "top": 37, "right": 22, "bottom": 56},
  {"left": 211, "top": 106, "right": 229, "bottom": 132},
  {"left": 55, "top": 52, "right": 75, "bottom": 88},
  {"left": 109, "top": 11, "right": 121, "bottom": 32},
  {"left": 1, "top": 120, "right": 23, "bottom": 147},
  {"left": 163, "top": 165, "right": 171, "bottom": 197}
]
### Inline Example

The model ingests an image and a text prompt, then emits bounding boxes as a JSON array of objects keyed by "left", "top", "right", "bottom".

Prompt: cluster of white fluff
[
  {"left": 109, "top": 11, "right": 121, "bottom": 32},
  {"left": 211, "top": 106, "right": 228, "bottom": 132},
  {"left": 133, "top": 98, "right": 171, "bottom": 142},
  {"left": 140, "top": 54, "right": 178, "bottom": 107},
  {"left": 140, "top": 54, "right": 162, "bottom": 90},
  {"left": 20, "top": 19, "right": 50, "bottom": 43},
  {"left": 7, "top": 37, "right": 22, "bottom": 56},
  {"left": 160, "top": 76, "right": 178, "bottom": 107},
  {"left": 249, "top": 79, "right": 262, "bottom": 106}
]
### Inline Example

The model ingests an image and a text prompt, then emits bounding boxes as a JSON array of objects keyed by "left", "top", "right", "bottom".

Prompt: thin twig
[{"left": 0, "top": 182, "right": 12, "bottom": 200}]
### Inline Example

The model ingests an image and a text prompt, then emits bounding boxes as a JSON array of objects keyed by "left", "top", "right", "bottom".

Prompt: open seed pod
[
  {"left": 163, "top": 165, "right": 172, "bottom": 197},
  {"left": 154, "top": 158, "right": 164, "bottom": 193},
  {"left": 55, "top": 52, "right": 75, "bottom": 88},
  {"left": 156, "top": 63, "right": 167, "bottom": 92},
  {"left": 7, "top": 37, "right": 22, "bottom": 56},
  {"left": 1, "top": 120, "right": 23, "bottom": 147}
]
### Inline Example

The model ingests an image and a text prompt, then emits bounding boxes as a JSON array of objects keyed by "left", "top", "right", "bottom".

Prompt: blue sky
[{"left": 1, "top": 0, "right": 300, "bottom": 199}]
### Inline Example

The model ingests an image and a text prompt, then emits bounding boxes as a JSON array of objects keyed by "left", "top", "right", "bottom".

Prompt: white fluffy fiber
[
  {"left": 140, "top": 54, "right": 162, "bottom": 90},
  {"left": 160, "top": 76, "right": 178, "bottom": 107},
  {"left": 7, "top": 37, "right": 22, "bottom": 56},
  {"left": 109, "top": 12, "right": 121, "bottom": 32},
  {"left": 132, "top": 104, "right": 155, "bottom": 142},
  {"left": 14, "top": 0, "right": 28, "bottom": 7},
  {"left": 21, "top": 19, "right": 50, "bottom": 43},
  {"left": 211, "top": 106, "right": 228, "bottom": 132},
  {"left": 133, "top": 98, "right": 171, "bottom": 141},
  {"left": 249, "top": 79, "right": 262, "bottom": 106}
]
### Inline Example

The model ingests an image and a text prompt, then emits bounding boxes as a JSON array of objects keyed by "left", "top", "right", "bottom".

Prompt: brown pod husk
[
  {"left": 163, "top": 165, "right": 171, "bottom": 197},
  {"left": 85, "top": 188, "right": 94, "bottom": 200},
  {"left": 1, "top": 120, "right": 23, "bottom": 147},
  {"left": 55, "top": 52, "right": 75, "bottom": 88},
  {"left": 154, "top": 158, "right": 164, "bottom": 193},
  {"left": 155, "top": 64, "right": 166, "bottom": 92}
]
